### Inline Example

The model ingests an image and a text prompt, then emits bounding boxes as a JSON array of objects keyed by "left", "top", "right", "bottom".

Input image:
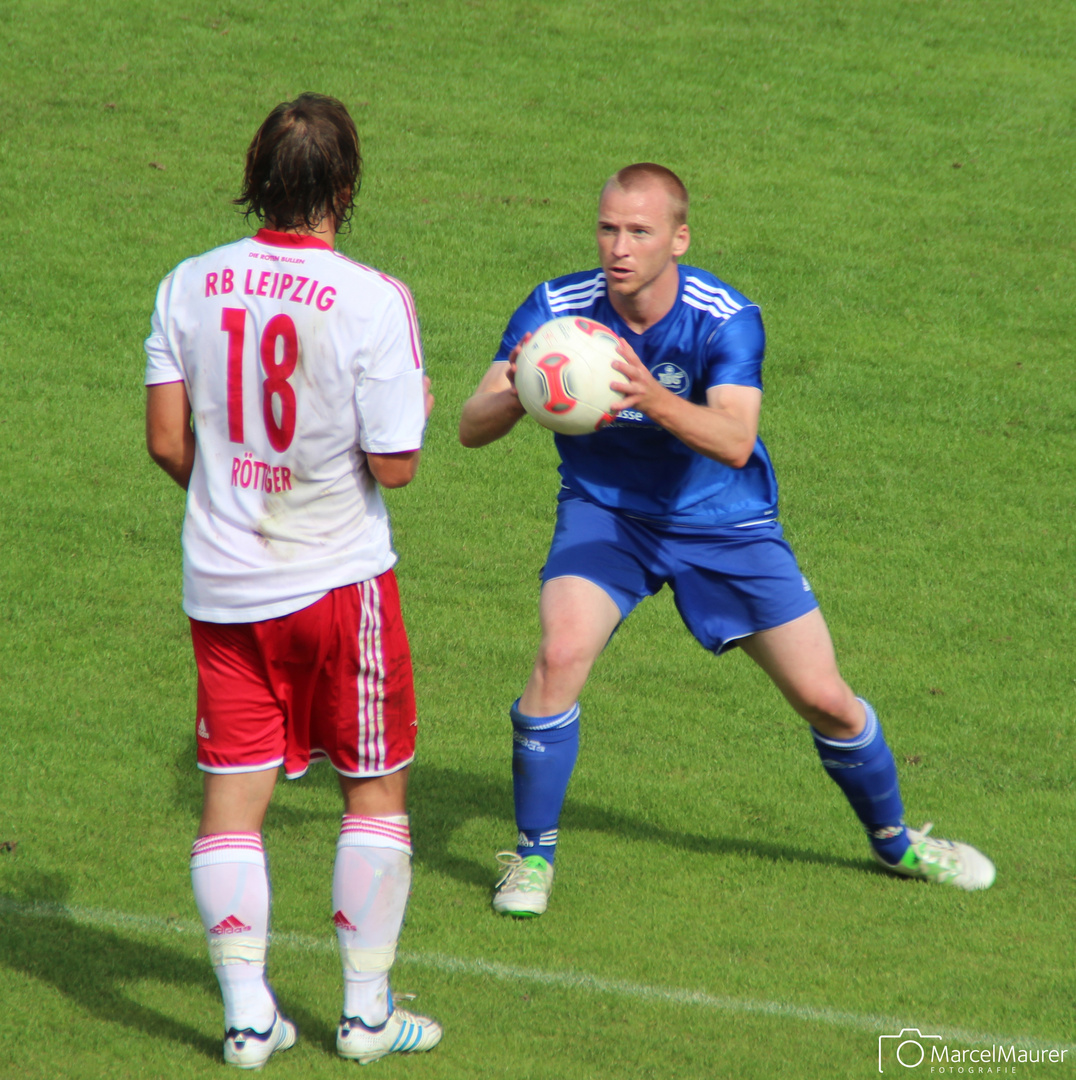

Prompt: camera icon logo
[{"left": 878, "top": 1028, "right": 942, "bottom": 1072}]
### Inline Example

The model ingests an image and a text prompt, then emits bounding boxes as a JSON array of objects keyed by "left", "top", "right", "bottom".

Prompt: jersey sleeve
[
  {"left": 356, "top": 281, "right": 426, "bottom": 454},
  {"left": 703, "top": 306, "right": 765, "bottom": 391},
  {"left": 492, "top": 285, "right": 553, "bottom": 363},
  {"left": 144, "top": 272, "right": 186, "bottom": 386}
]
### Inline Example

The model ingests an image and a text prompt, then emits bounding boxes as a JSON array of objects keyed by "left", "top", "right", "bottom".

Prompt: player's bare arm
[
  {"left": 146, "top": 380, "right": 195, "bottom": 489},
  {"left": 368, "top": 450, "right": 421, "bottom": 488},
  {"left": 459, "top": 340, "right": 529, "bottom": 447},
  {"left": 610, "top": 341, "right": 760, "bottom": 468}
]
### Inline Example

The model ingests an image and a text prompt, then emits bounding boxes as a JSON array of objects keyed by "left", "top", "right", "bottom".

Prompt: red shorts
[{"left": 190, "top": 572, "right": 416, "bottom": 779}]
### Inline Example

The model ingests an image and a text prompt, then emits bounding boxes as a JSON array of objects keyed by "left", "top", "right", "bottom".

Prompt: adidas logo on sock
[
  {"left": 333, "top": 909, "right": 357, "bottom": 932},
  {"left": 512, "top": 732, "right": 546, "bottom": 752},
  {"left": 872, "top": 824, "right": 906, "bottom": 840},
  {"left": 209, "top": 914, "right": 252, "bottom": 935}
]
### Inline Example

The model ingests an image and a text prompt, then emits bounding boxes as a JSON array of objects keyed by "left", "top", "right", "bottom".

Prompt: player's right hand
[{"left": 505, "top": 333, "right": 533, "bottom": 396}]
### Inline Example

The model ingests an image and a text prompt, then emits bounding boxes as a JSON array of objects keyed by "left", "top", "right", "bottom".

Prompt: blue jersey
[{"left": 494, "top": 264, "right": 779, "bottom": 527}]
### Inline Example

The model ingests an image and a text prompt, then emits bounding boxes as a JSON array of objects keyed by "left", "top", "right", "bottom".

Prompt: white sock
[
  {"left": 190, "top": 832, "right": 276, "bottom": 1032},
  {"left": 333, "top": 814, "right": 412, "bottom": 1027}
]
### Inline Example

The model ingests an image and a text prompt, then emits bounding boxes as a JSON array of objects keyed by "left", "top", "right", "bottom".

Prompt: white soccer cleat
[
  {"left": 874, "top": 822, "right": 996, "bottom": 891},
  {"left": 492, "top": 852, "right": 554, "bottom": 917},
  {"left": 223, "top": 1012, "right": 297, "bottom": 1069},
  {"left": 337, "top": 1005, "right": 443, "bottom": 1064}
]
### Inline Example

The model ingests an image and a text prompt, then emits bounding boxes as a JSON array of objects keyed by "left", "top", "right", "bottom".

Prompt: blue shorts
[{"left": 542, "top": 493, "right": 819, "bottom": 654}]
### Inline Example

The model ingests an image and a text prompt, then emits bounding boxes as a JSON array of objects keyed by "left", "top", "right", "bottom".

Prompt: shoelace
[
  {"left": 494, "top": 851, "right": 545, "bottom": 890},
  {"left": 910, "top": 822, "right": 962, "bottom": 880}
]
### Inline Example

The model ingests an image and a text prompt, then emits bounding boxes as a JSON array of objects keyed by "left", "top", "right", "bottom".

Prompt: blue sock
[
  {"left": 511, "top": 699, "right": 580, "bottom": 865},
  {"left": 812, "top": 699, "right": 910, "bottom": 865}
]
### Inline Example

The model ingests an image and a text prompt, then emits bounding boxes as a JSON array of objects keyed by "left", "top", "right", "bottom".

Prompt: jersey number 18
[{"left": 221, "top": 308, "right": 297, "bottom": 452}]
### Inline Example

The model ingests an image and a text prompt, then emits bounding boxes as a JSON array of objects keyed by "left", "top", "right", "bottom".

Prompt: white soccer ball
[{"left": 514, "top": 316, "right": 626, "bottom": 435}]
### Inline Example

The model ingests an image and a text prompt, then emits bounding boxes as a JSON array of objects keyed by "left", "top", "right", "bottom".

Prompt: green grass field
[{"left": 1, "top": 1, "right": 1073, "bottom": 1077}]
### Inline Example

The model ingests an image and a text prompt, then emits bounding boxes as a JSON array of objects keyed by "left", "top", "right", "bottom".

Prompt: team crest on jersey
[{"left": 652, "top": 363, "right": 689, "bottom": 395}]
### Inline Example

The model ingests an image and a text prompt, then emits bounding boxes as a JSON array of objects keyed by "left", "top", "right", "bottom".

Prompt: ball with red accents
[{"left": 514, "top": 316, "right": 626, "bottom": 436}]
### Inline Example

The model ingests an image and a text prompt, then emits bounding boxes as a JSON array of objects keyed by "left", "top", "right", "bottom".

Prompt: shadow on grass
[
  {"left": 0, "top": 871, "right": 219, "bottom": 1061},
  {"left": 406, "top": 763, "right": 870, "bottom": 887},
  {"left": 170, "top": 743, "right": 871, "bottom": 891}
]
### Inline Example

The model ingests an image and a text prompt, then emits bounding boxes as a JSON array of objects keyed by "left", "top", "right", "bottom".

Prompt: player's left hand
[{"left": 609, "top": 339, "right": 668, "bottom": 416}]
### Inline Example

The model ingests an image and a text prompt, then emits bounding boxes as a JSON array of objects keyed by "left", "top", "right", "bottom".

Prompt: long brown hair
[{"left": 235, "top": 93, "right": 362, "bottom": 232}]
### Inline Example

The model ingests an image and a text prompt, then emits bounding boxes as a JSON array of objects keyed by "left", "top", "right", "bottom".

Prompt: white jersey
[{"left": 144, "top": 229, "right": 426, "bottom": 623}]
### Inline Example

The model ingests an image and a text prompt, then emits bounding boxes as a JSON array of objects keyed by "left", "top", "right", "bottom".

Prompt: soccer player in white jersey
[
  {"left": 459, "top": 164, "right": 995, "bottom": 919},
  {"left": 145, "top": 94, "right": 442, "bottom": 1067}
]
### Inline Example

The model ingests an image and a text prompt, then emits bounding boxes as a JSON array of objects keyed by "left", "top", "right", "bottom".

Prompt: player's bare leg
[
  {"left": 738, "top": 608, "right": 863, "bottom": 739},
  {"left": 191, "top": 767, "right": 295, "bottom": 1067},
  {"left": 494, "top": 576, "right": 621, "bottom": 916},
  {"left": 740, "top": 609, "right": 994, "bottom": 889},
  {"left": 333, "top": 765, "right": 442, "bottom": 1061},
  {"left": 520, "top": 575, "right": 622, "bottom": 715},
  {"left": 339, "top": 767, "right": 408, "bottom": 816},
  {"left": 198, "top": 767, "right": 278, "bottom": 836}
]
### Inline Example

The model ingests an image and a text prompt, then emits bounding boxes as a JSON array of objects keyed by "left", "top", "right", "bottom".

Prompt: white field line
[{"left": 1, "top": 897, "right": 1071, "bottom": 1053}]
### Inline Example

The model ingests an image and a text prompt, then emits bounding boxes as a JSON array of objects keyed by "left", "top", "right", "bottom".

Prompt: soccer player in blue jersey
[{"left": 459, "top": 163, "right": 995, "bottom": 917}]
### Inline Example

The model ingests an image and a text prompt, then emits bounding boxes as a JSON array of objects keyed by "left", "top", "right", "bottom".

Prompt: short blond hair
[{"left": 601, "top": 163, "right": 689, "bottom": 226}]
